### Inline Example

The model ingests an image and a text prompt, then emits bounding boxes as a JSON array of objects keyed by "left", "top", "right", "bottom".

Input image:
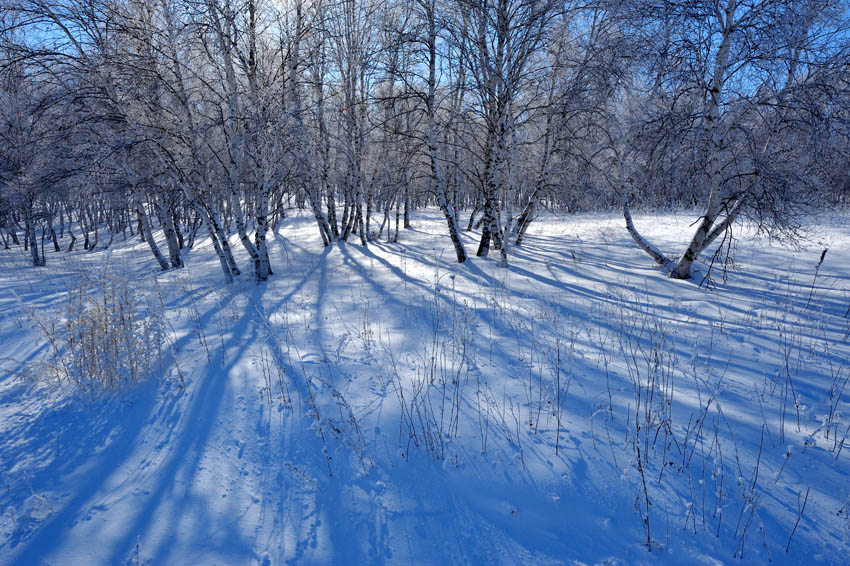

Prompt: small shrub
[{"left": 33, "top": 270, "right": 166, "bottom": 393}]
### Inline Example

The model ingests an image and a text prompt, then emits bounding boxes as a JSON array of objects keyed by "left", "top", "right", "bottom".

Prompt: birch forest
[{"left": 3, "top": 1, "right": 848, "bottom": 278}]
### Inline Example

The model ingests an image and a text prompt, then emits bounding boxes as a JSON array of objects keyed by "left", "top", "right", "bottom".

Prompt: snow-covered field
[{"left": 1, "top": 211, "right": 849, "bottom": 565}]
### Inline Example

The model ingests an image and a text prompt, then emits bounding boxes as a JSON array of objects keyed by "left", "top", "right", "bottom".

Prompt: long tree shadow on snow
[{"left": 7, "top": 289, "right": 256, "bottom": 565}]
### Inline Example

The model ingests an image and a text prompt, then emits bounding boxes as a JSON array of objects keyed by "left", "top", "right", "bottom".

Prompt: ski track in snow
[{"left": 1, "top": 210, "right": 849, "bottom": 565}]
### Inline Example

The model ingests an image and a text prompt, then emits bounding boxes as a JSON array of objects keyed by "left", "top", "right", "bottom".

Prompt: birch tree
[
  {"left": 450, "top": 0, "right": 559, "bottom": 266},
  {"left": 620, "top": 0, "right": 849, "bottom": 279}
]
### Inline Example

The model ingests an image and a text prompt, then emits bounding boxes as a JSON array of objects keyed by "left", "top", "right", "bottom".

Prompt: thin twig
[{"left": 785, "top": 486, "right": 810, "bottom": 553}]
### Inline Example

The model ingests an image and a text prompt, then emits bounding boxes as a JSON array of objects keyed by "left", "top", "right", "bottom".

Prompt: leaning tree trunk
[
  {"left": 137, "top": 197, "right": 169, "bottom": 271},
  {"left": 672, "top": 0, "right": 736, "bottom": 279},
  {"left": 208, "top": 206, "right": 240, "bottom": 277},
  {"left": 513, "top": 108, "right": 554, "bottom": 247},
  {"left": 624, "top": 0, "right": 740, "bottom": 280},
  {"left": 195, "top": 202, "right": 235, "bottom": 283},
  {"left": 230, "top": 188, "right": 263, "bottom": 278}
]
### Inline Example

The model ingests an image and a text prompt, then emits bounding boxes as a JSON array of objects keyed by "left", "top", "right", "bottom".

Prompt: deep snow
[{"left": 1, "top": 210, "right": 849, "bottom": 565}]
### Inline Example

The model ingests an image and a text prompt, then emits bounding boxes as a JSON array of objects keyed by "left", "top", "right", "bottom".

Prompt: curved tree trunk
[{"left": 137, "top": 197, "right": 169, "bottom": 271}]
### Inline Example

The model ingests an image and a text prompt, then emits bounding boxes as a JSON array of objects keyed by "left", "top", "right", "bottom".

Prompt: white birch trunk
[
  {"left": 137, "top": 196, "right": 169, "bottom": 271},
  {"left": 673, "top": 0, "right": 737, "bottom": 279},
  {"left": 424, "top": 0, "right": 467, "bottom": 263}
]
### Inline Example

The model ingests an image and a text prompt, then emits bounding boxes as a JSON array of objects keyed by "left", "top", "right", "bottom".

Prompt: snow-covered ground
[{"left": 1, "top": 210, "right": 849, "bottom": 565}]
